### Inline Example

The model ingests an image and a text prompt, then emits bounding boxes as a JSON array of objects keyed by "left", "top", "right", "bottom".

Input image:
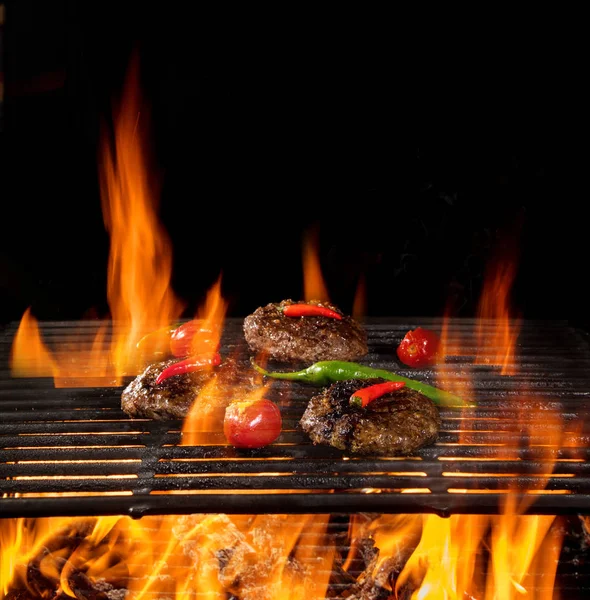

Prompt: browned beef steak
[
  {"left": 121, "top": 359, "right": 214, "bottom": 419},
  {"left": 243, "top": 299, "right": 368, "bottom": 363},
  {"left": 299, "top": 379, "right": 440, "bottom": 455}
]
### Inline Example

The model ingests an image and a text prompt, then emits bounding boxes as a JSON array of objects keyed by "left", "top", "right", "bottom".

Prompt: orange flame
[
  {"left": 1, "top": 510, "right": 560, "bottom": 598},
  {"left": 10, "top": 309, "right": 56, "bottom": 379},
  {"left": 2, "top": 59, "right": 568, "bottom": 600},
  {"left": 441, "top": 220, "right": 522, "bottom": 377},
  {"left": 395, "top": 393, "right": 565, "bottom": 599},
  {"left": 474, "top": 228, "right": 522, "bottom": 376},
  {"left": 177, "top": 278, "right": 233, "bottom": 447},
  {"left": 302, "top": 227, "right": 330, "bottom": 302},
  {"left": 367, "top": 514, "right": 422, "bottom": 590},
  {"left": 436, "top": 304, "right": 476, "bottom": 448},
  {"left": 438, "top": 299, "right": 469, "bottom": 360},
  {"left": 219, "top": 514, "right": 333, "bottom": 599},
  {"left": 0, "top": 514, "right": 335, "bottom": 599},
  {"left": 475, "top": 257, "right": 521, "bottom": 375},
  {"left": 181, "top": 379, "right": 267, "bottom": 447},
  {"left": 10, "top": 53, "right": 182, "bottom": 387},
  {"left": 352, "top": 273, "right": 367, "bottom": 319},
  {"left": 100, "top": 51, "right": 183, "bottom": 378},
  {"left": 394, "top": 514, "right": 488, "bottom": 599},
  {"left": 189, "top": 276, "right": 226, "bottom": 357},
  {"left": 9, "top": 310, "right": 119, "bottom": 387}
]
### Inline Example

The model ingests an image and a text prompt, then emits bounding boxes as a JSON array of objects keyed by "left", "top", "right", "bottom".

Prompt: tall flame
[
  {"left": 410, "top": 221, "right": 563, "bottom": 599},
  {"left": 100, "top": 51, "right": 183, "bottom": 377},
  {"left": 10, "top": 53, "right": 183, "bottom": 386},
  {"left": 475, "top": 256, "right": 521, "bottom": 375},
  {"left": 474, "top": 221, "right": 523, "bottom": 376},
  {"left": 393, "top": 393, "right": 566, "bottom": 599}
]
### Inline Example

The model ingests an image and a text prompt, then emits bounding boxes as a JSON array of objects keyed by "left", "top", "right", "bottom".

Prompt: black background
[{"left": 0, "top": 3, "right": 585, "bottom": 328}]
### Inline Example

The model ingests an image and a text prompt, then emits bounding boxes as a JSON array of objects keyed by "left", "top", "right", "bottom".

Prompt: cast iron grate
[{"left": 1, "top": 318, "right": 590, "bottom": 518}]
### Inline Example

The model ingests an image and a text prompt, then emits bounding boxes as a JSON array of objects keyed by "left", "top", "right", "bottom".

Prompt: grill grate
[{"left": 2, "top": 318, "right": 590, "bottom": 518}]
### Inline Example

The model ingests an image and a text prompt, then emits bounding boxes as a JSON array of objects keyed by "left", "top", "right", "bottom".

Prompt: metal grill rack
[{"left": 2, "top": 318, "right": 590, "bottom": 518}]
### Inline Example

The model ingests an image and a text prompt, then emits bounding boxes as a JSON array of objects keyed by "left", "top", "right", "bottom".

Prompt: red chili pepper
[
  {"left": 282, "top": 304, "right": 343, "bottom": 320},
  {"left": 349, "top": 381, "right": 406, "bottom": 408},
  {"left": 155, "top": 352, "right": 222, "bottom": 385}
]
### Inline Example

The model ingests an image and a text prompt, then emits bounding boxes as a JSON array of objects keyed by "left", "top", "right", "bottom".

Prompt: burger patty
[
  {"left": 299, "top": 379, "right": 440, "bottom": 455},
  {"left": 243, "top": 300, "right": 368, "bottom": 363},
  {"left": 121, "top": 359, "right": 216, "bottom": 420}
]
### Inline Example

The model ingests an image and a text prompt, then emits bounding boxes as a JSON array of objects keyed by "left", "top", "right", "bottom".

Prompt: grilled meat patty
[
  {"left": 121, "top": 359, "right": 215, "bottom": 419},
  {"left": 300, "top": 378, "right": 440, "bottom": 455},
  {"left": 243, "top": 299, "right": 368, "bottom": 363}
]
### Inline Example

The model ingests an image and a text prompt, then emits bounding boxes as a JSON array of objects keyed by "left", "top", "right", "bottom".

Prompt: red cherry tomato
[
  {"left": 396, "top": 327, "right": 441, "bottom": 367},
  {"left": 170, "top": 320, "right": 218, "bottom": 357},
  {"left": 223, "top": 399, "right": 282, "bottom": 449}
]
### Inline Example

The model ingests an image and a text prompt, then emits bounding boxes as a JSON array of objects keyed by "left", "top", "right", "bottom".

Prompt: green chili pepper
[{"left": 250, "top": 359, "right": 474, "bottom": 408}]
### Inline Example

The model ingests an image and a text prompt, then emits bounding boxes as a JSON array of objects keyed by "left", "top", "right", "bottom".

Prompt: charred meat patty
[
  {"left": 300, "top": 378, "right": 440, "bottom": 455},
  {"left": 121, "top": 359, "right": 216, "bottom": 420},
  {"left": 243, "top": 299, "right": 368, "bottom": 363}
]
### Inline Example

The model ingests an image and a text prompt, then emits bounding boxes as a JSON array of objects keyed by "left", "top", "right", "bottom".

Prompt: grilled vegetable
[
  {"left": 282, "top": 303, "right": 342, "bottom": 320},
  {"left": 155, "top": 352, "right": 222, "bottom": 385},
  {"left": 136, "top": 319, "right": 218, "bottom": 360},
  {"left": 224, "top": 399, "right": 282, "bottom": 448},
  {"left": 397, "top": 327, "right": 441, "bottom": 367},
  {"left": 349, "top": 380, "right": 406, "bottom": 408},
  {"left": 251, "top": 359, "right": 473, "bottom": 408},
  {"left": 170, "top": 320, "right": 219, "bottom": 357}
]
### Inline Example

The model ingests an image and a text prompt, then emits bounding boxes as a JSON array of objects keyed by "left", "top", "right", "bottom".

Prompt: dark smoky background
[{"left": 0, "top": 3, "right": 585, "bottom": 328}]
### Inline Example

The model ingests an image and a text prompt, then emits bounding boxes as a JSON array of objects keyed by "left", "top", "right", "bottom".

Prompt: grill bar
[
  {"left": 7, "top": 493, "right": 590, "bottom": 520},
  {"left": 2, "top": 318, "right": 590, "bottom": 518}
]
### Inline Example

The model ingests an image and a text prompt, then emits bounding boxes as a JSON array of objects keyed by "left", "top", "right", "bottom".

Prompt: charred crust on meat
[
  {"left": 243, "top": 299, "right": 368, "bottom": 363},
  {"left": 121, "top": 359, "right": 216, "bottom": 420},
  {"left": 300, "top": 379, "right": 440, "bottom": 455}
]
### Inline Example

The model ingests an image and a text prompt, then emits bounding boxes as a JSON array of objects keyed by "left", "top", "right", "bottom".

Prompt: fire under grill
[{"left": 1, "top": 318, "right": 590, "bottom": 519}]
